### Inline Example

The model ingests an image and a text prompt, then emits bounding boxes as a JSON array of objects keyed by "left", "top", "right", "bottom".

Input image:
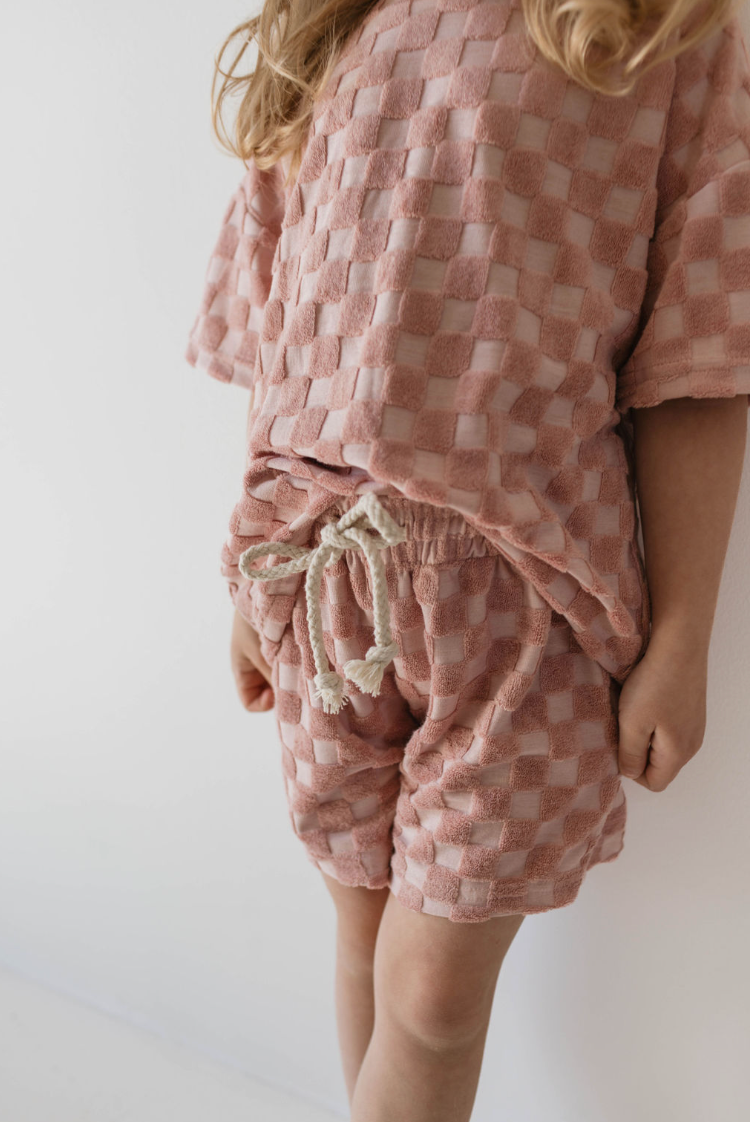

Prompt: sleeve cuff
[{"left": 616, "top": 363, "right": 750, "bottom": 411}]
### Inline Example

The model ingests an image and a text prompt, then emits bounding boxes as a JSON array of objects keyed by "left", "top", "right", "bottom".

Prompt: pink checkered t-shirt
[{"left": 186, "top": 0, "right": 750, "bottom": 682}]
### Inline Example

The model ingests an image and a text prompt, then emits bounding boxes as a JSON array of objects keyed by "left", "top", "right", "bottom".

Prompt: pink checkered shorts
[{"left": 247, "top": 494, "right": 626, "bottom": 922}]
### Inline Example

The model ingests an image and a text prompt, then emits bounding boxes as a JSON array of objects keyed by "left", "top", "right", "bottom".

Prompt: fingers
[
  {"left": 243, "top": 687, "right": 275, "bottom": 713},
  {"left": 635, "top": 726, "right": 702, "bottom": 793},
  {"left": 231, "top": 610, "right": 273, "bottom": 687},
  {"left": 236, "top": 667, "right": 275, "bottom": 713},
  {"left": 253, "top": 647, "right": 273, "bottom": 688},
  {"left": 230, "top": 609, "right": 275, "bottom": 711},
  {"left": 632, "top": 761, "right": 669, "bottom": 792},
  {"left": 619, "top": 722, "right": 698, "bottom": 793},
  {"left": 617, "top": 711, "right": 653, "bottom": 781},
  {"left": 615, "top": 649, "right": 707, "bottom": 794}
]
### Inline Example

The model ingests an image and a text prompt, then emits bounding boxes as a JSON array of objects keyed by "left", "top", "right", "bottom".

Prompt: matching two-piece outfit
[{"left": 186, "top": 0, "right": 750, "bottom": 920}]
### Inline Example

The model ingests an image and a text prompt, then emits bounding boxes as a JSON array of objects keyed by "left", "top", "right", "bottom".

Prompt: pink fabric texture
[
  {"left": 185, "top": 0, "right": 750, "bottom": 686},
  {"left": 253, "top": 496, "right": 625, "bottom": 919}
]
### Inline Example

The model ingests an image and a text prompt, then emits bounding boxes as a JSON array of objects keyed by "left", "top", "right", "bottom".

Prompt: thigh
[{"left": 372, "top": 889, "right": 525, "bottom": 1038}]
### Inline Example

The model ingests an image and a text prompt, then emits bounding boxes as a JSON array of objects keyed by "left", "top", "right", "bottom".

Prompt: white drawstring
[{"left": 237, "top": 494, "right": 407, "bottom": 714}]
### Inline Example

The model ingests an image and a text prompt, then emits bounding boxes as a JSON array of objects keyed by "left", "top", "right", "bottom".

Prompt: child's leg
[
  {"left": 320, "top": 872, "right": 390, "bottom": 1103},
  {"left": 351, "top": 893, "right": 524, "bottom": 1122}
]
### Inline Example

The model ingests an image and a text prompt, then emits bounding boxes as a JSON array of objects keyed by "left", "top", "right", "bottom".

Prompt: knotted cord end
[
  {"left": 343, "top": 641, "right": 399, "bottom": 697},
  {"left": 313, "top": 670, "right": 348, "bottom": 715}
]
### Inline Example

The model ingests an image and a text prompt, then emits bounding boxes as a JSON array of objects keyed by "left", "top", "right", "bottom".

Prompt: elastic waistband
[{"left": 311, "top": 494, "right": 500, "bottom": 569}]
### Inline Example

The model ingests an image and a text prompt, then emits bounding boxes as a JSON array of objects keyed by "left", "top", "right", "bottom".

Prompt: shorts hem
[{"left": 304, "top": 834, "right": 626, "bottom": 922}]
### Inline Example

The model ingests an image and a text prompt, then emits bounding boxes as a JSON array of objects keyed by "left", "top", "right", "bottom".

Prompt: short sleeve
[
  {"left": 616, "top": 12, "right": 750, "bottom": 411},
  {"left": 184, "top": 158, "right": 286, "bottom": 390}
]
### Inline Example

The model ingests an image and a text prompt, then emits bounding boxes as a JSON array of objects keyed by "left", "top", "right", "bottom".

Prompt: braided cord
[
  {"left": 238, "top": 542, "right": 313, "bottom": 581},
  {"left": 236, "top": 494, "right": 407, "bottom": 713}
]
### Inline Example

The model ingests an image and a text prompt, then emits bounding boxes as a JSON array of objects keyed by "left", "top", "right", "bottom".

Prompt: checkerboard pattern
[
  {"left": 185, "top": 162, "right": 286, "bottom": 389},
  {"left": 617, "top": 2, "right": 750, "bottom": 409},
  {"left": 186, "top": 0, "right": 750, "bottom": 688},
  {"left": 264, "top": 497, "right": 626, "bottom": 920}
]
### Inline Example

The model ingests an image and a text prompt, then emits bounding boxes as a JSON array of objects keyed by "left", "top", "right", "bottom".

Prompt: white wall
[{"left": 1, "top": 3, "right": 749, "bottom": 1119}]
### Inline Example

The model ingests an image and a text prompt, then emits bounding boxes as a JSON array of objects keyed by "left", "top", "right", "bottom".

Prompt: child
[{"left": 186, "top": 1, "right": 749, "bottom": 1117}]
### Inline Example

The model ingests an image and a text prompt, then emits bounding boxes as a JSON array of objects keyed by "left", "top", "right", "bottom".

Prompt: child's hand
[
  {"left": 616, "top": 637, "right": 707, "bottom": 792},
  {"left": 230, "top": 608, "right": 274, "bottom": 712}
]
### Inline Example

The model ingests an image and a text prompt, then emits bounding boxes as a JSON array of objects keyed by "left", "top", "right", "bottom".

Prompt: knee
[{"left": 378, "top": 971, "right": 492, "bottom": 1052}]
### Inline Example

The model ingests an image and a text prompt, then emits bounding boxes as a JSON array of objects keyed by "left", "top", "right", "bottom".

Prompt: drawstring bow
[{"left": 237, "top": 494, "right": 406, "bottom": 714}]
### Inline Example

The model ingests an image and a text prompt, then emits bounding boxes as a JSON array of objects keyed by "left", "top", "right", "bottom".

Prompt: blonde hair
[{"left": 211, "top": 0, "right": 739, "bottom": 183}]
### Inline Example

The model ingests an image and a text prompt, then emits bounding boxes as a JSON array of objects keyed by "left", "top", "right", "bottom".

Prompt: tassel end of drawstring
[
  {"left": 343, "top": 642, "right": 399, "bottom": 697},
  {"left": 313, "top": 671, "right": 348, "bottom": 715}
]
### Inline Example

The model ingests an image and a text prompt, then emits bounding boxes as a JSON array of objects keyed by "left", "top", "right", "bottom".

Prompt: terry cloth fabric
[
  {"left": 185, "top": 0, "right": 750, "bottom": 684},
  {"left": 250, "top": 495, "right": 626, "bottom": 920}
]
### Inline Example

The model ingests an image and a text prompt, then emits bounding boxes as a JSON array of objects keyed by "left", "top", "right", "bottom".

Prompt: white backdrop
[{"left": 2, "top": 3, "right": 749, "bottom": 1119}]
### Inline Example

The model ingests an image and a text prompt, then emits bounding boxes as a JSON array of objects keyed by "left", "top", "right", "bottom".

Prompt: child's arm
[{"left": 617, "top": 395, "right": 748, "bottom": 791}]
